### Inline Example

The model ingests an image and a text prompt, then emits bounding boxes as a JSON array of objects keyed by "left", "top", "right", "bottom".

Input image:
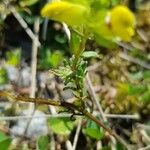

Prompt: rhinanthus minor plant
[
  {"left": 0, "top": 0, "right": 135, "bottom": 149},
  {"left": 41, "top": 0, "right": 136, "bottom": 110},
  {"left": 41, "top": 0, "right": 136, "bottom": 148},
  {"left": 0, "top": 1, "right": 136, "bottom": 149}
]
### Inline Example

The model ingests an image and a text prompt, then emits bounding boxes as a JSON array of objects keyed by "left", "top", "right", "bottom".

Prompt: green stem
[{"left": 72, "top": 34, "right": 86, "bottom": 70}]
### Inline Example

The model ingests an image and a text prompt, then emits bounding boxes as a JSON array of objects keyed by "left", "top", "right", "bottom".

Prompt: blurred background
[{"left": 0, "top": 0, "right": 150, "bottom": 150}]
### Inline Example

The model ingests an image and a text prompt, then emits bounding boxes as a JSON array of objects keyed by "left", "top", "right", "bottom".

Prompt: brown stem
[
  {"left": 0, "top": 91, "right": 131, "bottom": 149},
  {"left": 0, "top": 91, "right": 61, "bottom": 106},
  {"left": 84, "top": 111, "right": 131, "bottom": 150}
]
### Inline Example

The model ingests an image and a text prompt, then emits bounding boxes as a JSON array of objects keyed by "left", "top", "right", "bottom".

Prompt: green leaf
[
  {"left": 38, "top": 48, "right": 64, "bottom": 69},
  {"left": 128, "top": 85, "right": 146, "bottom": 95},
  {"left": 83, "top": 120, "right": 104, "bottom": 140},
  {"left": 49, "top": 51, "right": 64, "bottom": 68},
  {"left": 55, "top": 35, "right": 67, "bottom": 44},
  {"left": 0, "top": 132, "right": 7, "bottom": 141},
  {"left": 37, "top": 135, "right": 49, "bottom": 150},
  {"left": 116, "top": 143, "right": 125, "bottom": 150},
  {"left": 0, "top": 67, "right": 8, "bottom": 85},
  {"left": 100, "top": 147, "right": 111, "bottom": 150},
  {"left": 143, "top": 70, "right": 150, "bottom": 79},
  {"left": 0, "top": 132, "right": 12, "bottom": 150},
  {"left": 6, "top": 49, "right": 21, "bottom": 67},
  {"left": 82, "top": 51, "right": 99, "bottom": 58},
  {"left": 52, "top": 66, "right": 72, "bottom": 80},
  {"left": 48, "top": 118, "right": 74, "bottom": 135},
  {"left": 139, "top": 91, "right": 150, "bottom": 102}
]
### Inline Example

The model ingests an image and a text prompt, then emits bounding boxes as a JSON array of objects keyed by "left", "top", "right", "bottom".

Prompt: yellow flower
[
  {"left": 41, "top": 1, "right": 89, "bottom": 26},
  {"left": 109, "top": 5, "right": 135, "bottom": 41},
  {"left": 88, "top": 5, "right": 135, "bottom": 42}
]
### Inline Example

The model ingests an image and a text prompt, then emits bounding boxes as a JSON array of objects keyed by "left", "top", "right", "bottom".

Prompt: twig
[
  {"left": 137, "top": 29, "right": 148, "bottom": 42},
  {"left": 104, "top": 114, "right": 140, "bottom": 120},
  {"left": 23, "top": 17, "right": 40, "bottom": 136},
  {"left": 29, "top": 17, "right": 40, "bottom": 105},
  {"left": 72, "top": 120, "right": 82, "bottom": 150},
  {"left": 116, "top": 41, "right": 133, "bottom": 50},
  {"left": 49, "top": 128, "right": 56, "bottom": 150},
  {"left": 137, "top": 124, "right": 150, "bottom": 131},
  {"left": 66, "top": 140, "right": 73, "bottom": 150},
  {"left": 0, "top": 114, "right": 76, "bottom": 121},
  {"left": 87, "top": 63, "right": 101, "bottom": 71},
  {"left": 0, "top": 91, "right": 132, "bottom": 149},
  {"left": 42, "top": 19, "right": 49, "bottom": 41},
  {"left": 86, "top": 73, "right": 107, "bottom": 122},
  {"left": 10, "top": 6, "right": 40, "bottom": 46},
  {"left": 85, "top": 74, "right": 131, "bottom": 149},
  {"left": 84, "top": 111, "right": 131, "bottom": 150},
  {"left": 0, "top": 125, "right": 10, "bottom": 135},
  {"left": 0, "top": 113, "right": 140, "bottom": 121},
  {"left": 119, "top": 52, "right": 150, "bottom": 69},
  {"left": 138, "top": 145, "right": 150, "bottom": 150},
  {"left": 140, "top": 130, "right": 150, "bottom": 143}
]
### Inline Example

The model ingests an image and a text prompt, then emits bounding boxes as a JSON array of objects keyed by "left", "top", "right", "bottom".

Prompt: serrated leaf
[
  {"left": 82, "top": 51, "right": 99, "bottom": 58},
  {"left": 48, "top": 118, "right": 74, "bottom": 135}
]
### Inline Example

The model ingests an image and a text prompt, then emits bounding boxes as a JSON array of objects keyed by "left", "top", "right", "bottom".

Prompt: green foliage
[
  {"left": 55, "top": 34, "right": 68, "bottom": 44},
  {"left": 82, "top": 51, "right": 99, "bottom": 59},
  {"left": 83, "top": 119, "right": 104, "bottom": 140},
  {"left": 100, "top": 147, "right": 111, "bottom": 150},
  {"left": 69, "top": 31, "right": 81, "bottom": 54},
  {"left": 48, "top": 117, "right": 75, "bottom": 135},
  {"left": 52, "top": 56, "right": 87, "bottom": 98},
  {"left": 6, "top": 49, "right": 21, "bottom": 67},
  {"left": 38, "top": 48, "right": 64, "bottom": 69},
  {"left": 128, "top": 84, "right": 146, "bottom": 95},
  {"left": 130, "top": 71, "right": 150, "bottom": 80},
  {"left": 94, "top": 34, "right": 117, "bottom": 48},
  {"left": 0, "top": 67, "right": 8, "bottom": 85},
  {"left": 37, "top": 135, "right": 49, "bottom": 150},
  {"left": 116, "top": 143, "right": 125, "bottom": 150},
  {"left": 0, "top": 132, "right": 12, "bottom": 150},
  {"left": 116, "top": 82, "right": 150, "bottom": 102}
]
